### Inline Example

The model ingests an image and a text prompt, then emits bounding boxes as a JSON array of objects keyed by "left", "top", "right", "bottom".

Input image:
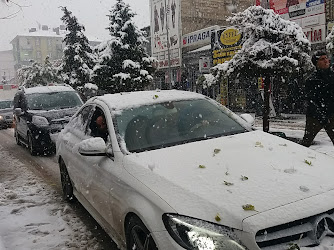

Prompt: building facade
[
  {"left": 150, "top": 0, "right": 253, "bottom": 89},
  {"left": 10, "top": 26, "right": 101, "bottom": 77},
  {"left": 0, "top": 50, "right": 16, "bottom": 85},
  {"left": 10, "top": 29, "right": 64, "bottom": 72}
]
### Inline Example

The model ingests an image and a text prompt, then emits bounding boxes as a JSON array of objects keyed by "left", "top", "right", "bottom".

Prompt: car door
[
  {"left": 60, "top": 104, "right": 95, "bottom": 193},
  {"left": 14, "top": 92, "right": 29, "bottom": 141},
  {"left": 69, "top": 104, "right": 119, "bottom": 226}
]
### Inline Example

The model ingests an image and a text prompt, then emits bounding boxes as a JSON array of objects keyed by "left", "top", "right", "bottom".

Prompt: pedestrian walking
[{"left": 301, "top": 50, "right": 334, "bottom": 147}]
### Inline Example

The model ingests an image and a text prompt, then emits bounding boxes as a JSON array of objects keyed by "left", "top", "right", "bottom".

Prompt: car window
[
  {"left": 13, "top": 92, "right": 26, "bottom": 110},
  {"left": 0, "top": 100, "right": 12, "bottom": 109},
  {"left": 115, "top": 98, "right": 248, "bottom": 152},
  {"left": 26, "top": 91, "right": 82, "bottom": 111},
  {"left": 68, "top": 105, "right": 94, "bottom": 135},
  {"left": 88, "top": 107, "right": 109, "bottom": 142}
]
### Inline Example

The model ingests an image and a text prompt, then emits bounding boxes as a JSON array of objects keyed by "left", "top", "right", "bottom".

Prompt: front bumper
[
  {"left": 0, "top": 117, "right": 13, "bottom": 128},
  {"left": 153, "top": 230, "right": 186, "bottom": 250},
  {"left": 28, "top": 124, "right": 63, "bottom": 149}
]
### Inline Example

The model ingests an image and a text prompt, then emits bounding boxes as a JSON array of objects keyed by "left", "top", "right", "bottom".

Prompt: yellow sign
[
  {"left": 220, "top": 28, "right": 241, "bottom": 46},
  {"left": 220, "top": 78, "right": 228, "bottom": 106},
  {"left": 258, "top": 77, "right": 264, "bottom": 90}
]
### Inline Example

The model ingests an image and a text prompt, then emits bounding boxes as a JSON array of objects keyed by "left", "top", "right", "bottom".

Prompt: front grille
[
  {"left": 49, "top": 118, "right": 70, "bottom": 133},
  {"left": 256, "top": 209, "right": 334, "bottom": 249}
]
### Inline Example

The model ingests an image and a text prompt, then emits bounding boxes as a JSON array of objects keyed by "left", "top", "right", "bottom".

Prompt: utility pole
[{"left": 165, "top": 0, "right": 172, "bottom": 89}]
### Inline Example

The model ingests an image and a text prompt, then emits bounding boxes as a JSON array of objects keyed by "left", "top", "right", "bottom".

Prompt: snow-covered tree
[
  {"left": 196, "top": 74, "right": 216, "bottom": 90},
  {"left": 58, "top": 7, "right": 96, "bottom": 90},
  {"left": 211, "top": 6, "right": 313, "bottom": 132},
  {"left": 18, "top": 57, "right": 63, "bottom": 87},
  {"left": 326, "top": 26, "right": 334, "bottom": 56},
  {"left": 92, "top": 0, "right": 155, "bottom": 93}
]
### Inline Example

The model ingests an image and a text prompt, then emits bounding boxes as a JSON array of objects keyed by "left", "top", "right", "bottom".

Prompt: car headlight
[
  {"left": 163, "top": 214, "right": 246, "bottom": 250},
  {"left": 0, "top": 115, "right": 3, "bottom": 120},
  {"left": 32, "top": 115, "right": 49, "bottom": 127}
]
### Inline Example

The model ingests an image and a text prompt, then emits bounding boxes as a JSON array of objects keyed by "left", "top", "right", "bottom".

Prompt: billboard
[
  {"left": 256, "top": 0, "right": 325, "bottom": 44},
  {"left": 211, "top": 27, "right": 243, "bottom": 66},
  {"left": 150, "top": 0, "right": 181, "bottom": 69}
]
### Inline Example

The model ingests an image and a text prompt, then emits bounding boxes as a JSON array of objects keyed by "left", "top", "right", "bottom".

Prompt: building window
[
  {"left": 37, "top": 51, "right": 41, "bottom": 59},
  {"left": 35, "top": 38, "right": 40, "bottom": 46}
]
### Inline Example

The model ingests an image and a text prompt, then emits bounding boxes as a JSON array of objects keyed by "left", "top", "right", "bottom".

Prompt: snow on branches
[
  {"left": 92, "top": 0, "right": 155, "bottom": 93},
  {"left": 58, "top": 7, "right": 96, "bottom": 90},
  {"left": 326, "top": 26, "right": 334, "bottom": 55},
  {"left": 211, "top": 6, "right": 313, "bottom": 81},
  {"left": 17, "top": 57, "right": 62, "bottom": 88}
]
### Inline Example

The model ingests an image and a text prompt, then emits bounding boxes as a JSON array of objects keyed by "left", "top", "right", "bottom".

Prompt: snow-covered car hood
[
  {"left": 29, "top": 107, "right": 79, "bottom": 122},
  {"left": 123, "top": 130, "right": 334, "bottom": 230},
  {"left": 0, "top": 108, "right": 13, "bottom": 115}
]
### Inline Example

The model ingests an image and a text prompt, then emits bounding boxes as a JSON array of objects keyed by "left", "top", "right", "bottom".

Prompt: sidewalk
[{"left": 254, "top": 114, "right": 334, "bottom": 157}]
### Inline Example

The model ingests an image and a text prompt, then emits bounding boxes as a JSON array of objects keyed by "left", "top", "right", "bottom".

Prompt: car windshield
[
  {"left": 27, "top": 91, "right": 82, "bottom": 111},
  {"left": 115, "top": 98, "right": 248, "bottom": 152},
  {"left": 0, "top": 100, "right": 12, "bottom": 109}
]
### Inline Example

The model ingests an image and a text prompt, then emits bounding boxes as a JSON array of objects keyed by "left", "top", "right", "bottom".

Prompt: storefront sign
[
  {"left": 257, "top": 0, "right": 324, "bottom": 20},
  {"left": 182, "top": 26, "right": 219, "bottom": 48},
  {"left": 302, "top": 15, "right": 320, "bottom": 27},
  {"left": 199, "top": 57, "right": 211, "bottom": 73},
  {"left": 220, "top": 28, "right": 242, "bottom": 46},
  {"left": 303, "top": 24, "right": 326, "bottom": 43},
  {"left": 211, "top": 27, "right": 243, "bottom": 65}
]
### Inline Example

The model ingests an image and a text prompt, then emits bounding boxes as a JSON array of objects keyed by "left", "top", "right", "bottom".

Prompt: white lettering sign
[{"left": 182, "top": 26, "right": 219, "bottom": 48}]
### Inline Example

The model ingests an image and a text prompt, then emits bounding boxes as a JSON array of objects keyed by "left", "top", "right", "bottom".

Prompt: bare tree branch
[{"left": 0, "top": 0, "right": 31, "bottom": 19}]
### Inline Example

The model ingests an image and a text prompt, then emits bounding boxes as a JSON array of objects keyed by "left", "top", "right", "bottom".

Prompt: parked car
[
  {"left": 0, "top": 99, "right": 13, "bottom": 129},
  {"left": 57, "top": 90, "right": 334, "bottom": 250},
  {"left": 14, "top": 85, "right": 83, "bottom": 155}
]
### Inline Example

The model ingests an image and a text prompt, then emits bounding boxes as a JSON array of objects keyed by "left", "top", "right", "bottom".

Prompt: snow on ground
[
  {"left": 256, "top": 116, "right": 334, "bottom": 157},
  {"left": 0, "top": 144, "right": 100, "bottom": 250}
]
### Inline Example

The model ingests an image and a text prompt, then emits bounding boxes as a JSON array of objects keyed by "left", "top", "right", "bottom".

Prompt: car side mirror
[
  {"left": 14, "top": 108, "right": 22, "bottom": 116},
  {"left": 240, "top": 114, "right": 255, "bottom": 127},
  {"left": 77, "top": 137, "right": 107, "bottom": 156}
]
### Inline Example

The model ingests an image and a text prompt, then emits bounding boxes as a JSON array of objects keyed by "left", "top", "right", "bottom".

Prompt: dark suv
[{"left": 13, "top": 85, "right": 83, "bottom": 155}]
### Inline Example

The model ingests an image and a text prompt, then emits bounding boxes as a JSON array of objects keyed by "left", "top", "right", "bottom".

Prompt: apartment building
[{"left": 10, "top": 28, "right": 64, "bottom": 71}]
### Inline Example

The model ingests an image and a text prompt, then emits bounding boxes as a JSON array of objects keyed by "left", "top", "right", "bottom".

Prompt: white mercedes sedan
[{"left": 56, "top": 90, "right": 334, "bottom": 250}]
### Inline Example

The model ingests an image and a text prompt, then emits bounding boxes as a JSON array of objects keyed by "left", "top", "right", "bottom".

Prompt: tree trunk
[{"left": 263, "top": 77, "right": 270, "bottom": 132}]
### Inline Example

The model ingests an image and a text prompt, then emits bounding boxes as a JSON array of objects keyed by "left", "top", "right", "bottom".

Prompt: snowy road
[{"left": 0, "top": 128, "right": 118, "bottom": 250}]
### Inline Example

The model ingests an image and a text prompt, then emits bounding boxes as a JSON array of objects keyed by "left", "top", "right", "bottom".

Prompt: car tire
[
  {"left": 27, "top": 133, "right": 38, "bottom": 156},
  {"left": 15, "top": 129, "right": 22, "bottom": 146},
  {"left": 59, "top": 158, "right": 75, "bottom": 202},
  {"left": 126, "top": 216, "right": 158, "bottom": 250}
]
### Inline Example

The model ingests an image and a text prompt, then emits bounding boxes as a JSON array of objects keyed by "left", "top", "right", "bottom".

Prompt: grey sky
[{"left": 0, "top": 0, "right": 150, "bottom": 51}]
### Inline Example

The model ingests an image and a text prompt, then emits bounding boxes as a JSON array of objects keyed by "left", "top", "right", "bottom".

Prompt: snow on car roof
[
  {"left": 97, "top": 90, "right": 206, "bottom": 110},
  {"left": 23, "top": 85, "right": 75, "bottom": 94}
]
